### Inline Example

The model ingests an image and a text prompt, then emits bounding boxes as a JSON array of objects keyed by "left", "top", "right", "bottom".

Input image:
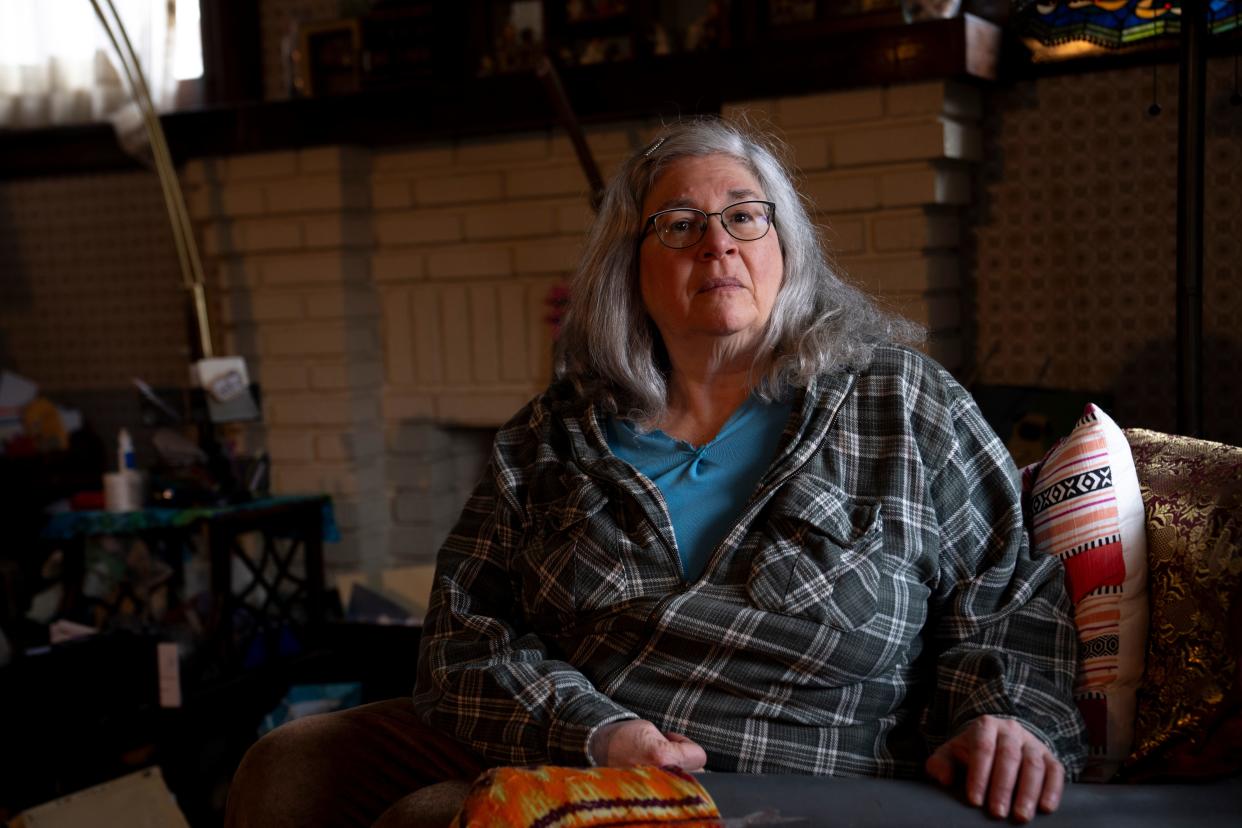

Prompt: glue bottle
[
  {"left": 117, "top": 428, "right": 136, "bottom": 472},
  {"left": 106, "top": 428, "right": 143, "bottom": 512}
]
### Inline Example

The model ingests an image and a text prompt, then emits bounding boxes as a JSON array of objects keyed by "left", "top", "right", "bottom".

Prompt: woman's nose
[{"left": 697, "top": 219, "right": 737, "bottom": 259}]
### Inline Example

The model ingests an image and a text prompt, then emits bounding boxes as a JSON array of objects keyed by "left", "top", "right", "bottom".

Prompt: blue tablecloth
[{"left": 41, "top": 495, "right": 341, "bottom": 542}]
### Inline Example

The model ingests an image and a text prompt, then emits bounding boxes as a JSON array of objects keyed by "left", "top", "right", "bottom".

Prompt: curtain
[{"left": 0, "top": 0, "right": 191, "bottom": 129}]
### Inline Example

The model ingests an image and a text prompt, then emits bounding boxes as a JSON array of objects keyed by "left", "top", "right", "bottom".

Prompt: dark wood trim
[
  {"left": 1, "top": 14, "right": 1000, "bottom": 179},
  {"left": 200, "top": 0, "right": 263, "bottom": 105},
  {"left": 0, "top": 123, "right": 143, "bottom": 178}
]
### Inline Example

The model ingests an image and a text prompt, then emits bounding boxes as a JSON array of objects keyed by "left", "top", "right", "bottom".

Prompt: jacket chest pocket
[
  {"left": 746, "top": 477, "right": 884, "bottom": 632},
  {"left": 517, "top": 474, "right": 627, "bottom": 626}
]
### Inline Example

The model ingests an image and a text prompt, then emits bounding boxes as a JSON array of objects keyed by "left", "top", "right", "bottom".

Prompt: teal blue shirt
[{"left": 605, "top": 395, "right": 793, "bottom": 581}]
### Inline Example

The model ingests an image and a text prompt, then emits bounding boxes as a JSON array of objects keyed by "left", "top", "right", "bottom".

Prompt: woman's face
[{"left": 637, "top": 154, "right": 783, "bottom": 362}]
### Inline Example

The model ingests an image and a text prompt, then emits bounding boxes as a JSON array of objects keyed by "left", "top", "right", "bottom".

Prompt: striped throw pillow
[{"left": 1024, "top": 403, "right": 1148, "bottom": 781}]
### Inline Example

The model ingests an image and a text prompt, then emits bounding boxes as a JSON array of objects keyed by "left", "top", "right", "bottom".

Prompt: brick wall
[
  {"left": 370, "top": 125, "right": 659, "bottom": 572},
  {"left": 726, "top": 80, "right": 982, "bottom": 371},
  {"left": 185, "top": 147, "right": 387, "bottom": 575},
  {"left": 182, "top": 80, "right": 977, "bottom": 585},
  {"left": 183, "top": 125, "right": 655, "bottom": 578}
]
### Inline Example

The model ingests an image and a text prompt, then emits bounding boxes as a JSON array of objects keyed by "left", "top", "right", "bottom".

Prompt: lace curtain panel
[{"left": 0, "top": 0, "right": 199, "bottom": 129}]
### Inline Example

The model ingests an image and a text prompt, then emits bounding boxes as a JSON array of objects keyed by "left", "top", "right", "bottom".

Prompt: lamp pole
[
  {"left": 1176, "top": 0, "right": 1206, "bottom": 437},
  {"left": 89, "top": 0, "right": 214, "bottom": 359}
]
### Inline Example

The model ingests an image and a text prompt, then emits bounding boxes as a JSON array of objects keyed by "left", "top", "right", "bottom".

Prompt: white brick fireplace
[{"left": 182, "top": 79, "right": 982, "bottom": 592}]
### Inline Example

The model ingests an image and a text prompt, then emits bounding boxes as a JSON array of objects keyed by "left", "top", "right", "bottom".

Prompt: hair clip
[{"left": 642, "top": 136, "right": 666, "bottom": 158}]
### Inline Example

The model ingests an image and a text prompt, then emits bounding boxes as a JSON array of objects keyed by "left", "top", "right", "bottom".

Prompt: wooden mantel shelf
[{"left": 0, "top": 14, "right": 998, "bottom": 179}]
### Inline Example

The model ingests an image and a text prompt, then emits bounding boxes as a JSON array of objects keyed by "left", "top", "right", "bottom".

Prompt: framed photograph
[{"left": 297, "top": 19, "right": 362, "bottom": 97}]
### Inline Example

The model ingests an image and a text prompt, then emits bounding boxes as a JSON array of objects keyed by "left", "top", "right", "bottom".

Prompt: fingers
[
  {"left": 1038, "top": 755, "right": 1065, "bottom": 814},
  {"left": 931, "top": 716, "right": 1066, "bottom": 822},
  {"left": 596, "top": 721, "right": 708, "bottom": 771},
  {"left": 985, "top": 727, "right": 1023, "bottom": 818},
  {"left": 924, "top": 745, "right": 955, "bottom": 787},
  {"left": 1008, "top": 742, "right": 1047, "bottom": 823},
  {"left": 961, "top": 719, "right": 996, "bottom": 808},
  {"left": 659, "top": 732, "right": 708, "bottom": 771}
]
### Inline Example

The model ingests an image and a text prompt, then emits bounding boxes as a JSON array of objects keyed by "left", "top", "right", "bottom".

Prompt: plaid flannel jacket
[{"left": 414, "top": 345, "right": 1088, "bottom": 778}]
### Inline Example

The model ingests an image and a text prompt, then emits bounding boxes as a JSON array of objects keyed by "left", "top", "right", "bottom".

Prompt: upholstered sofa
[
  {"left": 715, "top": 426, "right": 1242, "bottom": 825},
  {"left": 410, "top": 424, "right": 1242, "bottom": 826}
]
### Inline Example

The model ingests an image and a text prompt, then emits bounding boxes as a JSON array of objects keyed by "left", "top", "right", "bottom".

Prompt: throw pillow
[
  {"left": 452, "top": 765, "right": 722, "bottom": 828},
  {"left": 1023, "top": 403, "right": 1148, "bottom": 781},
  {"left": 1121, "top": 428, "right": 1242, "bottom": 781}
]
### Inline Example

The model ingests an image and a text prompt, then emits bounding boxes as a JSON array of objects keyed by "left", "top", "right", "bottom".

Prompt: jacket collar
[{"left": 558, "top": 368, "right": 859, "bottom": 483}]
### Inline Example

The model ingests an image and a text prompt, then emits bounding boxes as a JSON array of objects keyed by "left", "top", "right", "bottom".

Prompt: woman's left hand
[{"left": 925, "top": 714, "right": 1065, "bottom": 823}]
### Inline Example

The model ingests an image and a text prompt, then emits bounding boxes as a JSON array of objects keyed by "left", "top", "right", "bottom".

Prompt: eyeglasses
[{"left": 641, "top": 200, "right": 776, "bottom": 249}]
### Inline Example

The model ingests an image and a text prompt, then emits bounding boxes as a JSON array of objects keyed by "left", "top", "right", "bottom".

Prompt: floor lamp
[{"left": 90, "top": 0, "right": 260, "bottom": 498}]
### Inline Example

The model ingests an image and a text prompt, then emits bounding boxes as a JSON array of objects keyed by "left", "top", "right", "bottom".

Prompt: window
[{"left": 0, "top": 0, "right": 203, "bottom": 129}]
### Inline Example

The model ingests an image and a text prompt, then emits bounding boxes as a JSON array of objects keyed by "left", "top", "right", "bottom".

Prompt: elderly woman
[{"left": 226, "top": 119, "right": 1085, "bottom": 827}]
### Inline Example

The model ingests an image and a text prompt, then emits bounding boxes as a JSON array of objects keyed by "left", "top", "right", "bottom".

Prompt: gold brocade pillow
[{"left": 1121, "top": 429, "right": 1242, "bottom": 781}]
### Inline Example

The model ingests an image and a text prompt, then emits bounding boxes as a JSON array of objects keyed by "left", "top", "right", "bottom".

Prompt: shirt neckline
[{"left": 615, "top": 394, "right": 770, "bottom": 453}]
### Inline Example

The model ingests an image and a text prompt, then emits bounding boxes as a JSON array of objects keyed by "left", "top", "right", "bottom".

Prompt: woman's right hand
[{"left": 589, "top": 720, "right": 707, "bottom": 770}]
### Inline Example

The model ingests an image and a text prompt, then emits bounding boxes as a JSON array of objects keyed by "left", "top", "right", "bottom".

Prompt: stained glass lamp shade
[{"left": 1015, "top": 1, "right": 1239, "bottom": 59}]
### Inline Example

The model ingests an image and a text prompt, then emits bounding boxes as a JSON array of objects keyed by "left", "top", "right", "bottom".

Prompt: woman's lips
[{"left": 697, "top": 277, "right": 745, "bottom": 293}]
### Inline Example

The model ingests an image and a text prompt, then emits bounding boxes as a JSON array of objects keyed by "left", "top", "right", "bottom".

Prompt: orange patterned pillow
[
  {"left": 451, "top": 765, "right": 722, "bottom": 828},
  {"left": 1024, "top": 404, "right": 1148, "bottom": 781}
]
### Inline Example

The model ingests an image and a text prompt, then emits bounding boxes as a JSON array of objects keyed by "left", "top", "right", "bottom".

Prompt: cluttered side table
[
  {"left": 39, "top": 495, "right": 337, "bottom": 677},
  {"left": 0, "top": 495, "right": 339, "bottom": 823}
]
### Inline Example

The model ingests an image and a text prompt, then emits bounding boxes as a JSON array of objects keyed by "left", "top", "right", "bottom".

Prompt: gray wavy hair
[{"left": 554, "top": 116, "right": 922, "bottom": 422}]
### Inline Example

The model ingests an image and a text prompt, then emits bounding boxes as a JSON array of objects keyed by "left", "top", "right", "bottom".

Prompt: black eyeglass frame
[{"left": 640, "top": 200, "right": 777, "bottom": 249}]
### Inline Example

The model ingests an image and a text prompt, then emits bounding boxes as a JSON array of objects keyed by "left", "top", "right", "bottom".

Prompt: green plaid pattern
[{"left": 414, "top": 346, "right": 1087, "bottom": 778}]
